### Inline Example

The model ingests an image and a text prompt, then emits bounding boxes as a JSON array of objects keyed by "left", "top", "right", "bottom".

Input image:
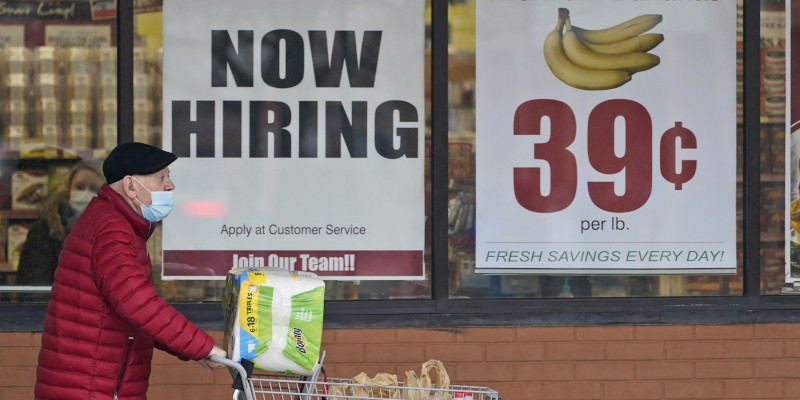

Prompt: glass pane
[
  {"left": 450, "top": 0, "right": 745, "bottom": 298},
  {"left": 0, "top": 2, "right": 117, "bottom": 303},
  {"left": 763, "top": 0, "right": 790, "bottom": 295},
  {"left": 145, "top": 0, "right": 432, "bottom": 302}
]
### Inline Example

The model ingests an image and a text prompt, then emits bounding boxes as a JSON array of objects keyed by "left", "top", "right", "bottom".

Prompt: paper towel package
[{"left": 223, "top": 267, "right": 325, "bottom": 375}]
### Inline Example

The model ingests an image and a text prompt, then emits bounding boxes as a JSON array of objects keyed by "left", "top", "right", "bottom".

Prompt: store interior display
[
  {"left": 0, "top": 43, "right": 162, "bottom": 288},
  {"left": 0, "top": 45, "right": 162, "bottom": 153}
]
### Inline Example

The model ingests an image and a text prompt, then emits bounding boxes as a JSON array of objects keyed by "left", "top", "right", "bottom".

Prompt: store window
[
  {"left": 146, "top": 0, "right": 433, "bottom": 302},
  {"left": 756, "top": 0, "right": 800, "bottom": 299},
  {"left": 0, "top": 0, "right": 118, "bottom": 303},
  {"left": 445, "top": 0, "right": 770, "bottom": 299},
  {"left": 0, "top": 0, "right": 793, "bottom": 313},
  {"left": 0, "top": 1, "right": 438, "bottom": 302}
]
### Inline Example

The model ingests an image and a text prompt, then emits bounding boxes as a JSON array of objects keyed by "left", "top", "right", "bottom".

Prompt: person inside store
[
  {"left": 16, "top": 161, "right": 105, "bottom": 302},
  {"left": 790, "top": 181, "right": 800, "bottom": 274},
  {"left": 35, "top": 142, "right": 227, "bottom": 400},
  {"left": 791, "top": 158, "right": 800, "bottom": 244}
]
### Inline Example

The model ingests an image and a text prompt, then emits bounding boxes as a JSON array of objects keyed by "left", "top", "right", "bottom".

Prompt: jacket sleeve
[
  {"left": 92, "top": 222, "right": 215, "bottom": 361},
  {"left": 154, "top": 341, "right": 190, "bottom": 361}
]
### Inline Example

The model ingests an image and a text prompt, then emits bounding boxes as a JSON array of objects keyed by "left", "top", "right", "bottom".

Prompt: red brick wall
[{"left": 4, "top": 324, "right": 800, "bottom": 400}]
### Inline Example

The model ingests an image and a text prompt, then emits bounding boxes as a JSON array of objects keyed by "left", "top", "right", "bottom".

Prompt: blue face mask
[{"left": 132, "top": 177, "right": 174, "bottom": 222}]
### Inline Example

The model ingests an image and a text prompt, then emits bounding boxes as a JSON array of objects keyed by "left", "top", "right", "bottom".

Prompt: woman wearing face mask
[{"left": 16, "top": 162, "right": 105, "bottom": 301}]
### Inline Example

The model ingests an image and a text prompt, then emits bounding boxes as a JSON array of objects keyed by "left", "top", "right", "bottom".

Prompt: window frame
[{"left": 2, "top": 0, "right": 795, "bottom": 332}]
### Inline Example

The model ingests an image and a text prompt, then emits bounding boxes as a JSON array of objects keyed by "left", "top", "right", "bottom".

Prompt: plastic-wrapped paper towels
[{"left": 223, "top": 267, "right": 325, "bottom": 375}]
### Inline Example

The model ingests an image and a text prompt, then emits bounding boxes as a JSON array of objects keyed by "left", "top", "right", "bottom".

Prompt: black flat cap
[{"left": 103, "top": 142, "right": 178, "bottom": 184}]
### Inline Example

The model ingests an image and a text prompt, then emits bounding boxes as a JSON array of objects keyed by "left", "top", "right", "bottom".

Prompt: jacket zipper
[
  {"left": 115, "top": 336, "right": 134, "bottom": 399},
  {"left": 144, "top": 223, "right": 153, "bottom": 256}
]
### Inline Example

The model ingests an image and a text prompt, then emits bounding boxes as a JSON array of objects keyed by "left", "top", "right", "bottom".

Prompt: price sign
[
  {"left": 513, "top": 99, "right": 696, "bottom": 213},
  {"left": 475, "top": 0, "right": 737, "bottom": 274}
]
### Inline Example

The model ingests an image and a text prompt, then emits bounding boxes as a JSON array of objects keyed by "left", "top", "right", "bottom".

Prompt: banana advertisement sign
[
  {"left": 543, "top": 8, "right": 662, "bottom": 90},
  {"left": 476, "top": 1, "right": 737, "bottom": 274}
]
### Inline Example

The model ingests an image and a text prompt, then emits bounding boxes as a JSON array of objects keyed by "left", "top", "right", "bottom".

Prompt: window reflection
[
  {"left": 447, "top": 0, "right": 749, "bottom": 298},
  {"left": 0, "top": 1, "right": 117, "bottom": 303}
]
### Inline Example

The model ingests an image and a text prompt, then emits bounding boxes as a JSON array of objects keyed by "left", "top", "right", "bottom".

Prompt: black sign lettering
[
  {"left": 211, "top": 30, "right": 254, "bottom": 87},
  {"left": 261, "top": 29, "right": 305, "bottom": 89},
  {"left": 172, "top": 101, "right": 216, "bottom": 157},
  {"left": 325, "top": 101, "right": 367, "bottom": 158},
  {"left": 375, "top": 101, "right": 418, "bottom": 159},
  {"left": 309, "top": 30, "right": 381, "bottom": 88},
  {"left": 250, "top": 101, "right": 293, "bottom": 158}
]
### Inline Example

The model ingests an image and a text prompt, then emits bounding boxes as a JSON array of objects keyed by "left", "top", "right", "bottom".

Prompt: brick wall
[{"left": 4, "top": 324, "right": 800, "bottom": 399}]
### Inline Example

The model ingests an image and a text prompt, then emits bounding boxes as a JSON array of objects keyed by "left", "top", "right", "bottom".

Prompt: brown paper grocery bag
[
  {"left": 327, "top": 382, "right": 350, "bottom": 398},
  {"left": 404, "top": 369, "right": 432, "bottom": 400},
  {"left": 404, "top": 359, "right": 452, "bottom": 400},
  {"left": 422, "top": 359, "right": 451, "bottom": 400},
  {"left": 352, "top": 371, "right": 400, "bottom": 399}
]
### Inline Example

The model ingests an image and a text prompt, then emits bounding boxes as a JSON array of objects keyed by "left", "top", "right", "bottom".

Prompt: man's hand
[{"left": 197, "top": 345, "right": 227, "bottom": 373}]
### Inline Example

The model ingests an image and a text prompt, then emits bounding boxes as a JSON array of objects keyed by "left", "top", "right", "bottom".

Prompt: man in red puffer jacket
[{"left": 35, "top": 142, "right": 227, "bottom": 400}]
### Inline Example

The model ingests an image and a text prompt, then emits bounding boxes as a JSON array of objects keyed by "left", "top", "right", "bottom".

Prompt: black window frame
[{"left": 3, "top": 0, "right": 797, "bottom": 332}]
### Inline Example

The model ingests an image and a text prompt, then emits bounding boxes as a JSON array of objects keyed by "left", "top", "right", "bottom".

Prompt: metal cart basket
[{"left": 211, "top": 353, "right": 501, "bottom": 400}]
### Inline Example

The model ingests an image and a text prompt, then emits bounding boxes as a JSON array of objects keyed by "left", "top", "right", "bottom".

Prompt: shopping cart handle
[
  {"left": 209, "top": 355, "right": 240, "bottom": 368},
  {"left": 209, "top": 355, "right": 255, "bottom": 400}
]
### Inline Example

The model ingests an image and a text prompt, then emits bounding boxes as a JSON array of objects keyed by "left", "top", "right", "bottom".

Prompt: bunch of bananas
[{"left": 543, "top": 8, "right": 664, "bottom": 90}]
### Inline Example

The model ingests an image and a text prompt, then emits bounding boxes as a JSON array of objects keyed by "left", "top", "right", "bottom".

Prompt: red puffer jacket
[{"left": 35, "top": 185, "right": 215, "bottom": 400}]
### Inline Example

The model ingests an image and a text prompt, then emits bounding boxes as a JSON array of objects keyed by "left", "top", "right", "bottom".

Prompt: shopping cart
[{"left": 211, "top": 352, "right": 501, "bottom": 400}]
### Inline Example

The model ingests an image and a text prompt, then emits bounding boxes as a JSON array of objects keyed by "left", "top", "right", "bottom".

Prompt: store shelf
[
  {"left": 761, "top": 174, "right": 786, "bottom": 182},
  {"left": 0, "top": 209, "right": 39, "bottom": 220},
  {"left": 761, "top": 116, "right": 786, "bottom": 124},
  {"left": 424, "top": 50, "right": 476, "bottom": 89},
  {"left": 762, "top": 232, "right": 785, "bottom": 243},
  {"left": 736, "top": 232, "right": 785, "bottom": 243},
  {"left": 736, "top": 174, "right": 786, "bottom": 182},
  {"left": 0, "top": 148, "right": 110, "bottom": 161}
]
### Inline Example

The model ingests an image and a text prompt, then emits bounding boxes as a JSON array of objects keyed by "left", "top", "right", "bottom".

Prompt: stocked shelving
[{"left": 0, "top": 42, "right": 163, "bottom": 277}]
